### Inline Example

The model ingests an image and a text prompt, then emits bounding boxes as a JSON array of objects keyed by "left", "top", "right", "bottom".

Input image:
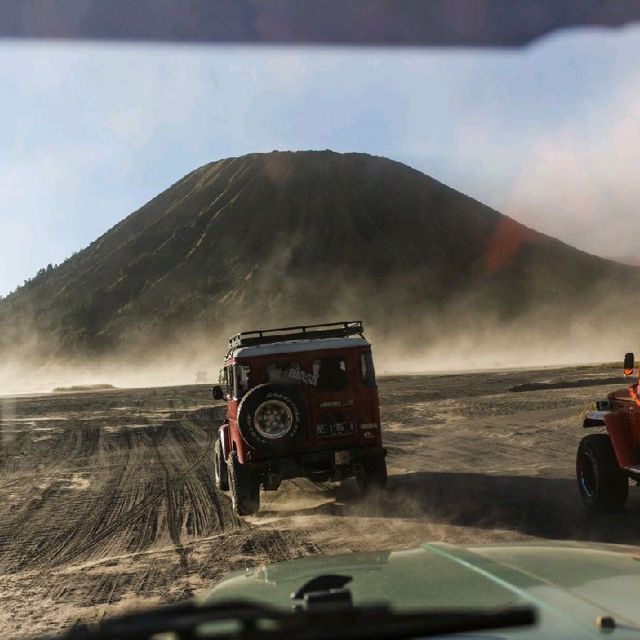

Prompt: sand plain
[{"left": 1, "top": 365, "right": 638, "bottom": 638}]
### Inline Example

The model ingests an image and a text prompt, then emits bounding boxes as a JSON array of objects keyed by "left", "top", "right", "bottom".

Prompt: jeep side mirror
[
  {"left": 211, "top": 385, "right": 225, "bottom": 400},
  {"left": 624, "top": 353, "right": 635, "bottom": 377}
]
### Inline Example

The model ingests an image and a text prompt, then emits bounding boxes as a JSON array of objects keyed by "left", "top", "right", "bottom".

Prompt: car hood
[{"left": 201, "top": 540, "right": 640, "bottom": 639}]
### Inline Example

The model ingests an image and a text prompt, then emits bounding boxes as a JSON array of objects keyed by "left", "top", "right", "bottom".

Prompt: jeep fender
[
  {"left": 218, "top": 423, "right": 231, "bottom": 459},
  {"left": 603, "top": 411, "right": 637, "bottom": 468}
]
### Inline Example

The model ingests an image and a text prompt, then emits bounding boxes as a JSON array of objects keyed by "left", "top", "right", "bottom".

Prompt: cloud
[{"left": 499, "top": 79, "right": 640, "bottom": 257}]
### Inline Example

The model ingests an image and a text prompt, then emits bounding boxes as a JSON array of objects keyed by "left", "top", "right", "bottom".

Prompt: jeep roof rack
[{"left": 229, "top": 321, "right": 364, "bottom": 350}]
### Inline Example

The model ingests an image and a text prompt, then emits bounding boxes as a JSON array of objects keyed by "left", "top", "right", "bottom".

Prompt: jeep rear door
[{"left": 305, "top": 350, "right": 362, "bottom": 449}]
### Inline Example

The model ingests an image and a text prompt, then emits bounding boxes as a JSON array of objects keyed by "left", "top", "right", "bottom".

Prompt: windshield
[{"left": 2, "top": 9, "right": 640, "bottom": 640}]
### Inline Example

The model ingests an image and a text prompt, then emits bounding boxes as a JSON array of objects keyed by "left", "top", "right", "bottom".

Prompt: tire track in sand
[{"left": 0, "top": 410, "right": 239, "bottom": 573}]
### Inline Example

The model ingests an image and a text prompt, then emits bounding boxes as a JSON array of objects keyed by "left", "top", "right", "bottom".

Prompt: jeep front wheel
[
  {"left": 577, "top": 434, "right": 628, "bottom": 514},
  {"left": 214, "top": 438, "right": 229, "bottom": 491},
  {"left": 228, "top": 451, "right": 261, "bottom": 515},
  {"left": 356, "top": 454, "right": 388, "bottom": 494}
]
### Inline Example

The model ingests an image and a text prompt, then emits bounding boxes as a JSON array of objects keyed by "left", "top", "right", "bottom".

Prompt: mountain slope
[{"left": 0, "top": 150, "right": 636, "bottom": 358}]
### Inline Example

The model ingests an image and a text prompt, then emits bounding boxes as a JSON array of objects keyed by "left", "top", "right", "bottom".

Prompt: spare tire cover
[{"left": 237, "top": 383, "right": 305, "bottom": 452}]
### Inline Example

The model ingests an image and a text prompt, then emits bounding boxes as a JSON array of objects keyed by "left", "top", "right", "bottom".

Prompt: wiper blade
[{"left": 43, "top": 599, "right": 536, "bottom": 640}]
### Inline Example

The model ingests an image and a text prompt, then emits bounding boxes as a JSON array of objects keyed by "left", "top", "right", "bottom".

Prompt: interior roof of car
[{"left": 2, "top": 0, "right": 640, "bottom": 48}]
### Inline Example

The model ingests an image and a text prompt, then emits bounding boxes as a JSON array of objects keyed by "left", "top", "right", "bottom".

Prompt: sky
[{"left": 1, "top": 25, "right": 640, "bottom": 296}]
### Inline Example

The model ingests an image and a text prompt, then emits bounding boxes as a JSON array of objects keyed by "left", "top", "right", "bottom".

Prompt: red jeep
[
  {"left": 577, "top": 352, "right": 640, "bottom": 513},
  {"left": 211, "top": 321, "right": 387, "bottom": 515}
]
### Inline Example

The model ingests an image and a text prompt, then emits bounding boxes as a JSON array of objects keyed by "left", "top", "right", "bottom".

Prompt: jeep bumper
[{"left": 249, "top": 446, "right": 386, "bottom": 486}]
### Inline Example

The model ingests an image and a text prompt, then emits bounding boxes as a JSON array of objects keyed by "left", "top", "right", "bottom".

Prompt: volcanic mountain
[{"left": 0, "top": 150, "right": 636, "bottom": 358}]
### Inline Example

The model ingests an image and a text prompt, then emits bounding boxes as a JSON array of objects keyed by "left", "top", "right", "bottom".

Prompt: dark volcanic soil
[{"left": 2, "top": 366, "right": 640, "bottom": 637}]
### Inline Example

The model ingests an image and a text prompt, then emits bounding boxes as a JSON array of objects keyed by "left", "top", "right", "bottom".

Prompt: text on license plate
[{"left": 316, "top": 422, "right": 355, "bottom": 437}]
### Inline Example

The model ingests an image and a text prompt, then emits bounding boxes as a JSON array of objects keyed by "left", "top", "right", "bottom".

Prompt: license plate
[{"left": 316, "top": 422, "right": 355, "bottom": 438}]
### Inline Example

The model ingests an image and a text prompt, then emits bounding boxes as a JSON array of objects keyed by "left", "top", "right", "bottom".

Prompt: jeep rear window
[
  {"left": 267, "top": 361, "right": 303, "bottom": 384},
  {"left": 313, "top": 357, "right": 348, "bottom": 391},
  {"left": 360, "top": 352, "right": 377, "bottom": 388}
]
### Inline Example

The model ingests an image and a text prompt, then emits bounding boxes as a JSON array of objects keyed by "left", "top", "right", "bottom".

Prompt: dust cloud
[
  {"left": 0, "top": 299, "right": 633, "bottom": 396},
  {"left": 2, "top": 203, "right": 638, "bottom": 396}
]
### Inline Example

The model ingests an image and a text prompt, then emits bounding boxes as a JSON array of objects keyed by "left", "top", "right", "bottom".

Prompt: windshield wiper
[{"left": 42, "top": 598, "right": 536, "bottom": 640}]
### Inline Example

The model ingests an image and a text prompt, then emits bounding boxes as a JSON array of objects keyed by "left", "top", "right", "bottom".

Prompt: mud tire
[
  {"left": 577, "top": 434, "right": 628, "bottom": 514},
  {"left": 356, "top": 454, "right": 388, "bottom": 494},
  {"left": 237, "top": 384, "right": 304, "bottom": 453},
  {"left": 214, "top": 438, "right": 229, "bottom": 491},
  {"left": 228, "top": 451, "right": 260, "bottom": 516}
]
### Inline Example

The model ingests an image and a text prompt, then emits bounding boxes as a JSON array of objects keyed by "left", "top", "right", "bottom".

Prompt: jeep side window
[
  {"left": 360, "top": 352, "right": 377, "bottom": 388},
  {"left": 267, "top": 361, "right": 303, "bottom": 384},
  {"left": 233, "top": 364, "right": 251, "bottom": 399},
  {"left": 224, "top": 365, "right": 233, "bottom": 398},
  {"left": 313, "top": 357, "right": 348, "bottom": 391},
  {"left": 219, "top": 367, "right": 228, "bottom": 398}
]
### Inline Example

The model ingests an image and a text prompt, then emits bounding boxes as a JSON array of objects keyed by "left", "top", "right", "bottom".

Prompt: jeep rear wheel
[
  {"left": 214, "top": 438, "right": 228, "bottom": 491},
  {"left": 577, "top": 434, "right": 628, "bottom": 514},
  {"left": 356, "top": 454, "right": 388, "bottom": 494},
  {"left": 228, "top": 451, "right": 260, "bottom": 516}
]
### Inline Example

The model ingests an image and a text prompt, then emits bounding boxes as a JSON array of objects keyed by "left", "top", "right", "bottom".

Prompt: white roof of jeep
[{"left": 231, "top": 337, "right": 370, "bottom": 359}]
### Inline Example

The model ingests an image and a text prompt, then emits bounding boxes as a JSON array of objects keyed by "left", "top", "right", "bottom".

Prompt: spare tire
[{"left": 237, "top": 383, "right": 305, "bottom": 452}]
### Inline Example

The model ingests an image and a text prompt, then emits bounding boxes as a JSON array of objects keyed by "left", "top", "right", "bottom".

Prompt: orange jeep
[
  {"left": 211, "top": 321, "right": 387, "bottom": 515},
  {"left": 577, "top": 352, "right": 640, "bottom": 513}
]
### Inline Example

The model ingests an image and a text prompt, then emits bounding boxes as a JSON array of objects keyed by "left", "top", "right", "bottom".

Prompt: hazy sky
[{"left": 1, "top": 25, "right": 640, "bottom": 296}]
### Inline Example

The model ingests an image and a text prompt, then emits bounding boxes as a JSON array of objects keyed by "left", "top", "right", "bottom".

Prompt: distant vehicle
[
  {"left": 210, "top": 321, "right": 387, "bottom": 515},
  {"left": 577, "top": 352, "right": 640, "bottom": 513}
]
